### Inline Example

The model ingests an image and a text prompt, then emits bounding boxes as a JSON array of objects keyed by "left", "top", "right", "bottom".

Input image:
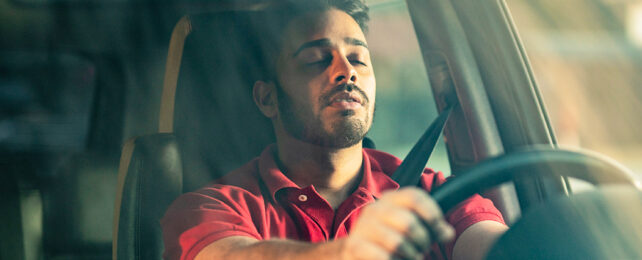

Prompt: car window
[
  {"left": 366, "top": 0, "right": 451, "bottom": 176},
  {"left": 505, "top": 0, "right": 642, "bottom": 182}
]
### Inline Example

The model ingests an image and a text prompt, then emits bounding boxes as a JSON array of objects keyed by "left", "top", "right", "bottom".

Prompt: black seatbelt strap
[
  {"left": 390, "top": 103, "right": 456, "bottom": 260},
  {"left": 391, "top": 103, "right": 455, "bottom": 187}
]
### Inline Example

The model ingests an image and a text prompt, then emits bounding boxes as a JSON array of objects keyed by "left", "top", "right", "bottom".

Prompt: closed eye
[
  {"left": 305, "top": 57, "right": 332, "bottom": 67},
  {"left": 347, "top": 52, "right": 368, "bottom": 66},
  {"left": 350, "top": 59, "right": 367, "bottom": 66}
]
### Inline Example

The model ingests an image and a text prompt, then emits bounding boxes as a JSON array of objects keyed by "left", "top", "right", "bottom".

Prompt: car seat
[{"left": 111, "top": 11, "right": 277, "bottom": 260}]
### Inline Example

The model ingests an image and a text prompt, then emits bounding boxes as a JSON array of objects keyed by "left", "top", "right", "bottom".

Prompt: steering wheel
[
  {"left": 429, "top": 147, "right": 640, "bottom": 213},
  {"left": 428, "top": 147, "right": 642, "bottom": 259}
]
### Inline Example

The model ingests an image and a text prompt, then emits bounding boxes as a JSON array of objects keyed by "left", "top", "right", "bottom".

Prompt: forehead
[{"left": 281, "top": 8, "right": 367, "bottom": 54}]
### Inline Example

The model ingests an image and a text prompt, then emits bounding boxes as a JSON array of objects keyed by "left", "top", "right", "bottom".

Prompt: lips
[
  {"left": 332, "top": 92, "right": 362, "bottom": 104},
  {"left": 327, "top": 92, "right": 364, "bottom": 109}
]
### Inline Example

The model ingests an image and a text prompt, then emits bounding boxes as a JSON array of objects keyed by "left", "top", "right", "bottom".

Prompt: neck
[
  {"left": 275, "top": 135, "right": 363, "bottom": 191},
  {"left": 274, "top": 131, "right": 364, "bottom": 209}
]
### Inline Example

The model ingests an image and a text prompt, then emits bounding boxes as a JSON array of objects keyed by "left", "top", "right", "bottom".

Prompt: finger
[
  {"left": 386, "top": 188, "right": 455, "bottom": 243},
  {"left": 394, "top": 239, "right": 420, "bottom": 260},
  {"left": 350, "top": 240, "right": 393, "bottom": 260},
  {"left": 412, "top": 195, "right": 454, "bottom": 243},
  {"left": 371, "top": 224, "right": 421, "bottom": 260},
  {"left": 426, "top": 218, "right": 455, "bottom": 243},
  {"left": 379, "top": 207, "right": 431, "bottom": 252}
]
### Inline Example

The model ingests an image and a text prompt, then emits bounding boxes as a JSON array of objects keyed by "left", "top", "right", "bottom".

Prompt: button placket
[
  {"left": 290, "top": 187, "right": 336, "bottom": 240},
  {"left": 331, "top": 188, "right": 375, "bottom": 238}
]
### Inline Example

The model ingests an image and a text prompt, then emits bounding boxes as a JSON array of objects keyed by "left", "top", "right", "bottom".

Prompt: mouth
[{"left": 327, "top": 92, "right": 364, "bottom": 110}]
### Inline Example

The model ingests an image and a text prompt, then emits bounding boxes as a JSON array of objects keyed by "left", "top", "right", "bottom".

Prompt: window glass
[
  {"left": 366, "top": 0, "right": 451, "bottom": 176},
  {"left": 505, "top": 0, "right": 642, "bottom": 179}
]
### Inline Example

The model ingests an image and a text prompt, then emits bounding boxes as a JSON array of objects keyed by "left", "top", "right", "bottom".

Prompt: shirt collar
[
  {"left": 359, "top": 148, "right": 400, "bottom": 198},
  {"left": 258, "top": 144, "right": 300, "bottom": 202},
  {"left": 257, "top": 145, "right": 400, "bottom": 202}
]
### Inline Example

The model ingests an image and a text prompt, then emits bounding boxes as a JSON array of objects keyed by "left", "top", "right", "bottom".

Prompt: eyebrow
[{"left": 292, "top": 37, "right": 369, "bottom": 57}]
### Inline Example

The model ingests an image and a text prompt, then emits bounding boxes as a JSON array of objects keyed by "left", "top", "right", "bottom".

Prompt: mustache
[{"left": 320, "top": 83, "right": 370, "bottom": 106}]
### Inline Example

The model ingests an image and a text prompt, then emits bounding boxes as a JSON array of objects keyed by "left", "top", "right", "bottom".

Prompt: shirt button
[{"left": 298, "top": 194, "right": 308, "bottom": 202}]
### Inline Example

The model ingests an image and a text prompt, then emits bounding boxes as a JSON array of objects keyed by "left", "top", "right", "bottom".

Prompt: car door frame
[{"left": 405, "top": 0, "right": 570, "bottom": 224}]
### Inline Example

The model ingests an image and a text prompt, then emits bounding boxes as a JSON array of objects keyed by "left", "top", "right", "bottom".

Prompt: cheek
[
  {"left": 293, "top": 89, "right": 323, "bottom": 117},
  {"left": 363, "top": 77, "right": 376, "bottom": 105},
  {"left": 279, "top": 78, "right": 322, "bottom": 109},
  {"left": 308, "top": 78, "right": 329, "bottom": 110}
]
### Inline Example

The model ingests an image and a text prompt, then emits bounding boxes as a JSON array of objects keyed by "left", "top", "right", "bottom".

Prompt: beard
[{"left": 276, "top": 83, "right": 372, "bottom": 148}]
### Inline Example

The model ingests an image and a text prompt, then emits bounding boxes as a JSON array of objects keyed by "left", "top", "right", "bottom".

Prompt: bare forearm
[
  {"left": 226, "top": 239, "right": 345, "bottom": 260},
  {"left": 452, "top": 221, "right": 508, "bottom": 260},
  {"left": 196, "top": 188, "right": 456, "bottom": 260},
  {"left": 196, "top": 236, "right": 345, "bottom": 260}
]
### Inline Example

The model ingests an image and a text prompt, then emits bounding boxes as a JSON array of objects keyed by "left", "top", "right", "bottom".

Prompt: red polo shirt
[{"left": 161, "top": 145, "right": 505, "bottom": 260}]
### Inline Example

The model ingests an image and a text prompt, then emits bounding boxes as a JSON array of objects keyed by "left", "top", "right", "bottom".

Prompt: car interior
[{"left": 1, "top": 0, "right": 641, "bottom": 259}]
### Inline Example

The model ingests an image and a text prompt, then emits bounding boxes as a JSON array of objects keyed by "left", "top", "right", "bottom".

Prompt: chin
[
  {"left": 322, "top": 120, "right": 369, "bottom": 148},
  {"left": 340, "top": 110, "right": 356, "bottom": 117}
]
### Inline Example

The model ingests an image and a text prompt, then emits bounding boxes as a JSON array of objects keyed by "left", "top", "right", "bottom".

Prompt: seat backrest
[
  {"left": 172, "top": 12, "right": 275, "bottom": 192},
  {"left": 113, "top": 134, "right": 182, "bottom": 260},
  {"left": 113, "top": 11, "right": 275, "bottom": 259}
]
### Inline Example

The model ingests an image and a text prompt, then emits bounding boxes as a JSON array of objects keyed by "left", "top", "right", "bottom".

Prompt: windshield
[
  {"left": 505, "top": 0, "right": 642, "bottom": 178},
  {"left": 366, "top": 0, "right": 451, "bottom": 175}
]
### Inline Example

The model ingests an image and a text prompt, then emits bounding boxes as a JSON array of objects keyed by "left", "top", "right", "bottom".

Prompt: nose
[{"left": 331, "top": 54, "right": 357, "bottom": 84}]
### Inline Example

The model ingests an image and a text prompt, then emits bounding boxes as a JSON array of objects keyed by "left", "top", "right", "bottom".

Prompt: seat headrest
[{"left": 170, "top": 13, "right": 275, "bottom": 191}]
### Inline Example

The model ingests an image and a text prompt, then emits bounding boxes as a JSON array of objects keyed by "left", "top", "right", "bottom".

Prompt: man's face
[{"left": 274, "top": 8, "right": 376, "bottom": 148}]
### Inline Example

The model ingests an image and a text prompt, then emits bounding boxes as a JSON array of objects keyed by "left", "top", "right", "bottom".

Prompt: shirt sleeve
[
  {"left": 446, "top": 194, "right": 505, "bottom": 238},
  {"left": 420, "top": 170, "right": 506, "bottom": 259},
  {"left": 160, "top": 185, "right": 263, "bottom": 260}
]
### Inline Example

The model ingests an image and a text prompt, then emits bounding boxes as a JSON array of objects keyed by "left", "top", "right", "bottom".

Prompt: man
[{"left": 162, "top": 1, "right": 507, "bottom": 259}]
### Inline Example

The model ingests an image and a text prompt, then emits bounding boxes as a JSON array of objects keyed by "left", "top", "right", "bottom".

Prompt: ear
[{"left": 253, "top": 80, "right": 278, "bottom": 118}]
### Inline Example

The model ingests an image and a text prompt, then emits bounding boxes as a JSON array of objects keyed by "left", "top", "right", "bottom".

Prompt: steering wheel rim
[{"left": 430, "top": 147, "right": 641, "bottom": 213}]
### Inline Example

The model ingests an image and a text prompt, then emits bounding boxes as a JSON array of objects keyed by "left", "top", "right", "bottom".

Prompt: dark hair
[
  {"left": 251, "top": 0, "right": 370, "bottom": 82},
  {"left": 280, "top": 0, "right": 370, "bottom": 33}
]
